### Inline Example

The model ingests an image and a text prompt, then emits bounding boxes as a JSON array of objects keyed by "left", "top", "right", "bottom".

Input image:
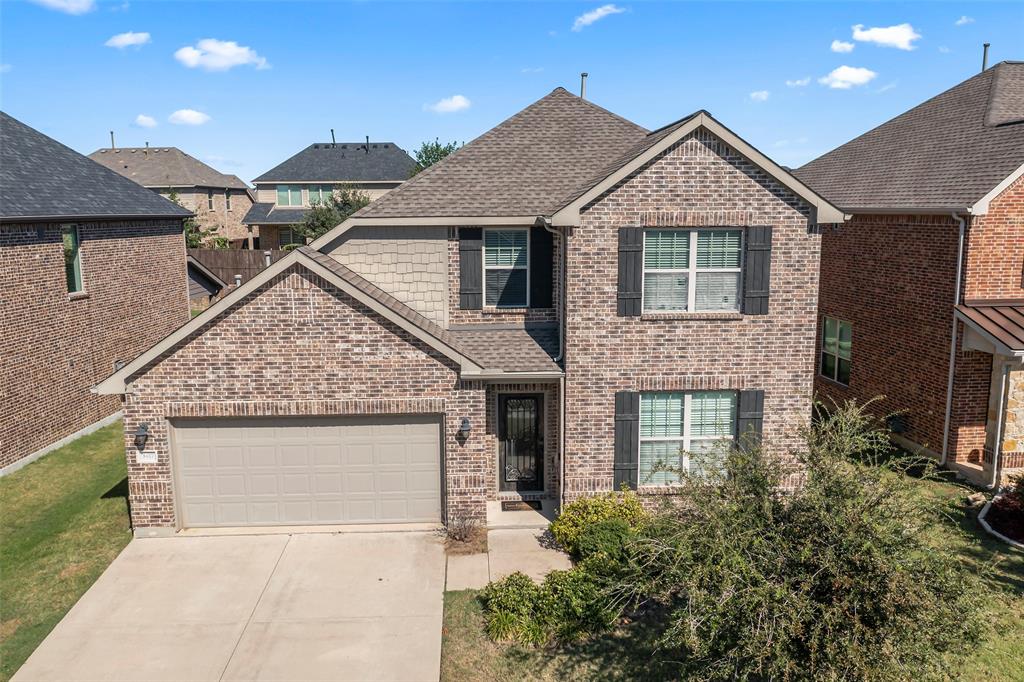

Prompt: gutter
[{"left": 940, "top": 212, "right": 968, "bottom": 466}]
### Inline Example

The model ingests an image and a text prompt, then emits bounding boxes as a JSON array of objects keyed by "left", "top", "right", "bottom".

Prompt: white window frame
[
  {"left": 482, "top": 227, "right": 530, "bottom": 308},
  {"left": 638, "top": 391, "right": 738, "bottom": 485},
  {"left": 641, "top": 228, "right": 744, "bottom": 313},
  {"left": 820, "top": 315, "right": 852, "bottom": 385}
]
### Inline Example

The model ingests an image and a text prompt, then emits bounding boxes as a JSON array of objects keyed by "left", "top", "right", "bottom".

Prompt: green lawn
[
  {"left": 0, "top": 422, "right": 132, "bottom": 682},
  {"left": 441, "top": 476, "right": 1024, "bottom": 682}
]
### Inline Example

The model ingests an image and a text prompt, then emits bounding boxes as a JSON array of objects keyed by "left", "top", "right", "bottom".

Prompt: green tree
[
  {"left": 411, "top": 138, "right": 461, "bottom": 176},
  {"left": 293, "top": 185, "right": 371, "bottom": 244}
]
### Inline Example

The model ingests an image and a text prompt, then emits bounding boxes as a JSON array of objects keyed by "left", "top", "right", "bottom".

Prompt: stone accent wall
[
  {"left": 328, "top": 226, "right": 449, "bottom": 326},
  {"left": 965, "top": 173, "right": 1024, "bottom": 301},
  {"left": 564, "top": 129, "right": 821, "bottom": 498},
  {"left": 995, "top": 366, "right": 1024, "bottom": 470},
  {"left": 484, "top": 382, "right": 560, "bottom": 500},
  {"left": 159, "top": 188, "right": 253, "bottom": 246},
  {"left": 1, "top": 219, "right": 188, "bottom": 469},
  {"left": 121, "top": 265, "right": 489, "bottom": 529}
]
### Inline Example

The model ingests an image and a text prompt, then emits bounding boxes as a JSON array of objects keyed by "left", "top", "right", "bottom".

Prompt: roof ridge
[{"left": 555, "top": 87, "right": 649, "bottom": 135}]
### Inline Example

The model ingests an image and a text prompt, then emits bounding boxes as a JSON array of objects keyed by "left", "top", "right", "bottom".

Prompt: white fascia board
[
  {"left": 309, "top": 215, "right": 539, "bottom": 250},
  {"left": 970, "top": 163, "right": 1024, "bottom": 216}
]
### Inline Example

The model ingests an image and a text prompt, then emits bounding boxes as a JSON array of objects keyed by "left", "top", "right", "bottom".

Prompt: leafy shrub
[
  {"left": 550, "top": 488, "right": 645, "bottom": 557},
  {"left": 575, "top": 517, "right": 631, "bottom": 561},
  {"left": 481, "top": 572, "right": 544, "bottom": 644}
]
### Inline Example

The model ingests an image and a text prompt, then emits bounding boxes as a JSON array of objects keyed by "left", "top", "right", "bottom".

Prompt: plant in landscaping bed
[
  {"left": 549, "top": 487, "right": 646, "bottom": 558},
  {"left": 445, "top": 515, "right": 487, "bottom": 555},
  {"left": 987, "top": 474, "right": 1024, "bottom": 543}
]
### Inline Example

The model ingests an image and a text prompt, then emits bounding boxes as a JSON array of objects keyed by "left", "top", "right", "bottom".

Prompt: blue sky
[{"left": 2, "top": 1, "right": 1021, "bottom": 184}]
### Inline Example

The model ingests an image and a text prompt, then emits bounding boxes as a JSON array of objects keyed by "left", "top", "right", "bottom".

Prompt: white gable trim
[
  {"left": 550, "top": 112, "right": 847, "bottom": 226},
  {"left": 94, "top": 251, "right": 481, "bottom": 394},
  {"left": 970, "top": 162, "right": 1024, "bottom": 216}
]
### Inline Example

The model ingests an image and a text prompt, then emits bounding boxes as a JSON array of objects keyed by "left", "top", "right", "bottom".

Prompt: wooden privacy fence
[{"left": 187, "top": 248, "right": 289, "bottom": 288}]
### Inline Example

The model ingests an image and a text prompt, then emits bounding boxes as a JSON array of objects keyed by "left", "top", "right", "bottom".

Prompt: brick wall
[
  {"left": 121, "top": 265, "right": 490, "bottom": 529},
  {"left": 162, "top": 188, "right": 254, "bottom": 245},
  {"left": 965, "top": 173, "right": 1024, "bottom": 301},
  {"left": 564, "top": 129, "right": 821, "bottom": 498},
  {"left": 1, "top": 219, "right": 188, "bottom": 468}
]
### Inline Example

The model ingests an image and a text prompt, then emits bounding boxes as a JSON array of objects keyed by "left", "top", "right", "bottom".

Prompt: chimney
[
  {"left": 365, "top": 135, "right": 370, "bottom": 154},
  {"left": 580, "top": 72, "right": 589, "bottom": 100},
  {"left": 109, "top": 130, "right": 116, "bottom": 151},
  {"left": 982, "top": 43, "right": 991, "bottom": 72}
]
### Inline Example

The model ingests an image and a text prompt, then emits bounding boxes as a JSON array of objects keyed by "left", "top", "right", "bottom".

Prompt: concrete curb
[{"left": 977, "top": 497, "right": 1024, "bottom": 550}]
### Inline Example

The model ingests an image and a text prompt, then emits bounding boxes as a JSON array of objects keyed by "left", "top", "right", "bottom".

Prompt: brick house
[
  {"left": 243, "top": 140, "right": 416, "bottom": 249},
  {"left": 795, "top": 61, "right": 1024, "bottom": 487},
  {"left": 0, "top": 112, "right": 192, "bottom": 473},
  {"left": 96, "top": 88, "right": 842, "bottom": 535},
  {"left": 89, "top": 146, "right": 255, "bottom": 248}
]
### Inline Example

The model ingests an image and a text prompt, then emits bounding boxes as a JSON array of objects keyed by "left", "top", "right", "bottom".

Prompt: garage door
[{"left": 172, "top": 416, "right": 442, "bottom": 527}]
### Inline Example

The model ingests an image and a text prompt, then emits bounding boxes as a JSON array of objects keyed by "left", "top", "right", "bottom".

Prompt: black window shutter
[
  {"left": 737, "top": 390, "right": 765, "bottom": 451},
  {"left": 529, "top": 226, "right": 553, "bottom": 308},
  {"left": 617, "top": 227, "right": 643, "bottom": 317},
  {"left": 742, "top": 226, "right": 773, "bottom": 315},
  {"left": 459, "top": 228, "right": 482, "bottom": 310},
  {"left": 613, "top": 391, "right": 640, "bottom": 489}
]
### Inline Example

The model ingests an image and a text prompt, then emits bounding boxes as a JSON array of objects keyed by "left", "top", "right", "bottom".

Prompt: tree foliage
[
  {"left": 411, "top": 138, "right": 461, "bottom": 176},
  {"left": 294, "top": 185, "right": 371, "bottom": 244}
]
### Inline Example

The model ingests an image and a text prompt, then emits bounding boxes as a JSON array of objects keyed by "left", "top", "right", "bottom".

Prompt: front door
[{"left": 498, "top": 394, "right": 544, "bottom": 492}]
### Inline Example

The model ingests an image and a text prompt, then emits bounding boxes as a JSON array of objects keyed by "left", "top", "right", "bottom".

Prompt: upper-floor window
[
  {"left": 820, "top": 316, "right": 851, "bottom": 385},
  {"left": 639, "top": 391, "right": 737, "bottom": 485},
  {"left": 62, "top": 225, "right": 83, "bottom": 293},
  {"left": 207, "top": 190, "right": 214, "bottom": 210},
  {"left": 643, "top": 229, "right": 742, "bottom": 312},
  {"left": 276, "top": 185, "right": 302, "bottom": 207},
  {"left": 307, "top": 184, "right": 335, "bottom": 204},
  {"left": 484, "top": 229, "right": 529, "bottom": 307},
  {"left": 225, "top": 191, "right": 232, "bottom": 211}
]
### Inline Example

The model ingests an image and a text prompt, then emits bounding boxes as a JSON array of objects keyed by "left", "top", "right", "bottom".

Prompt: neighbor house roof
[
  {"left": 795, "top": 61, "right": 1024, "bottom": 213},
  {"left": 241, "top": 202, "right": 309, "bottom": 225},
  {"left": 88, "top": 147, "right": 249, "bottom": 190},
  {"left": 253, "top": 142, "right": 416, "bottom": 183},
  {"left": 0, "top": 112, "right": 192, "bottom": 222}
]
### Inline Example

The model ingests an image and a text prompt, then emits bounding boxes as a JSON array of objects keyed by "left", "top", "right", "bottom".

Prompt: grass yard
[
  {"left": 441, "top": 476, "right": 1024, "bottom": 682},
  {"left": 0, "top": 422, "right": 132, "bottom": 682}
]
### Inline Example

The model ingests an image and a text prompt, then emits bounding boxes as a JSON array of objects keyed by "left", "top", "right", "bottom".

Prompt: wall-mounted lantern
[
  {"left": 134, "top": 422, "right": 150, "bottom": 449},
  {"left": 459, "top": 417, "right": 472, "bottom": 436}
]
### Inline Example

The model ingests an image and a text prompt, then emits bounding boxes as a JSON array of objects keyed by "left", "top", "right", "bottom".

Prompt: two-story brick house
[
  {"left": 0, "top": 112, "right": 192, "bottom": 473},
  {"left": 89, "top": 146, "right": 254, "bottom": 247},
  {"left": 796, "top": 61, "right": 1024, "bottom": 487},
  {"left": 243, "top": 140, "right": 416, "bottom": 249},
  {"left": 96, "top": 88, "right": 842, "bottom": 535}
]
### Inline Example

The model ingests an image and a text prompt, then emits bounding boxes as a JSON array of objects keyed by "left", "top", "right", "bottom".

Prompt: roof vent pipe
[
  {"left": 144, "top": 141, "right": 149, "bottom": 156},
  {"left": 580, "top": 72, "right": 588, "bottom": 100},
  {"left": 109, "top": 130, "right": 116, "bottom": 151},
  {"left": 330, "top": 129, "right": 336, "bottom": 147},
  {"left": 365, "top": 135, "right": 370, "bottom": 154},
  {"left": 982, "top": 43, "right": 990, "bottom": 71}
]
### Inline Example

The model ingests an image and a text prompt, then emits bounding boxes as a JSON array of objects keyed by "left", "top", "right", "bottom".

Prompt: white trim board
[
  {"left": 970, "top": 162, "right": 1024, "bottom": 216},
  {"left": 0, "top": 411, "right": 123, "bottom": 477}
]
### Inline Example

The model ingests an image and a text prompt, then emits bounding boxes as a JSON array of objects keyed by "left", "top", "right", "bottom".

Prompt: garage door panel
[{"left": 173, "top": 416, "right": 441, "bottom": 527}]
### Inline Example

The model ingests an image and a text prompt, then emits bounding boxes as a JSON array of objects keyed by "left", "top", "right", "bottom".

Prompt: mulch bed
[{"left": 986, "top": 494, "right": 1024, "bottom": 543}]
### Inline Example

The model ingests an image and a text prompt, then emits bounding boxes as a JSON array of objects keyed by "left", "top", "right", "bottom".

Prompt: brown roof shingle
[
  {"left": 89, "top": 147, "right": 250, "bottom": 190},
  {"left": 795, "top": 61, "right": 1024, "bottom": 212},
  {"left": 449, "top": 324, "right": 561, "bottom": 373}
]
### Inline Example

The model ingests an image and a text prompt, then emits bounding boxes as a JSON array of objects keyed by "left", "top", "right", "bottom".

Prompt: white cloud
[
  {"left": 30, "top": 0, "right": 95, "bottom": 14},
  {"left": 521, "top": 67, "right": 544, "bottom": 74},
  {"left": 749, "top": 90, "right": 770, "bottom": 102},
  {"left": 425, "top": 95, "right": 471, "bottom": 114},
  {"left": 0, "top": 64, "right": 11, "bottom": 74},
  {"left": 168, "top": 109, "right": 211, "bottom": 125},
  {"left": 174, "top": 39, "right": 269, "bottom": 71},
  {"left": 852, "top": 23, "right": 921, "bottom": 50},
  {"left": 134, "top": 114, "right": 157, "bottom": 128},
  {"left": 819, "top": 65, "right": 878, "bottom": 89},
  {"left": 955, "top": 16, "right": 974, "bottom": 26},
  {"left": 105, "top": 31, "right": 151, "bottom": 49},
  {"left": 572, "top": 4, "right": 626, "bottom": 32},
  {"left": 785, "top": 76, "right": 811, "bottom": 87},
  {"left": 831, "top": 39, "right": 855, "bottom": 53}
]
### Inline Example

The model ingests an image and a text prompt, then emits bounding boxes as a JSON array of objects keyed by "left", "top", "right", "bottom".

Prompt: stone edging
[{"left": 977, "top": 496, "right": 1024, "bottom": 550}]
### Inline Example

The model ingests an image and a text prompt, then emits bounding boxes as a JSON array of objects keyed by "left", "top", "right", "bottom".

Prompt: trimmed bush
[
  {"left": 575, "top": 516, "right": 631, "bottom": 561},
  {"left": 550, "top": 488, "right": 645, "bottom": 557}
]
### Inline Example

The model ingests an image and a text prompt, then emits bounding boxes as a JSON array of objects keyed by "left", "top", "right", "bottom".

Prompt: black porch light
[
  {"left": 134, "top": 423, "right": 150, "bottom": 449},
  {"left": 459, "top": 417, "right": 472, "bottom": 435}
]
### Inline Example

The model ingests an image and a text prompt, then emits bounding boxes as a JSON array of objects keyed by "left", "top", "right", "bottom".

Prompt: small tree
[
  {"left": 172, "top": 190, "right": 228, "bottom": 249},
  {"left": 294, "top": 185, "right": 371, "bottom": 244},
  {"left": 410, "top": 138, "right": 461, "bottom": 176}
]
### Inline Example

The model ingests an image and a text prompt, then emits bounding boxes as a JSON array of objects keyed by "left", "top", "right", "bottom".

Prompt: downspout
[
  {"left": 940, "top": 213, "right": 967, "bottom": 466},
  {"left": 989, "top": 363, "right": 1010, "bottom": 490},
  {"left": 540, "top": 216, "right": 567, "bottom": 509}
]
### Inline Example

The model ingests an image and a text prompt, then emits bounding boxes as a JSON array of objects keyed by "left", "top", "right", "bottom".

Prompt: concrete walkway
[
  {"left": 445, "top": 528, "right": 572, "bottom": 591},
  {"left": 14, "top": 532, "right": 446, "bottom": 682}
]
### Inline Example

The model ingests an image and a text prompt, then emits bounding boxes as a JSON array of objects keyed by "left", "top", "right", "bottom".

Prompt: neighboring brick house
[
  {"left": 96, "top": 88, "right": 842, "bottom": 535},
  {"left": 89, "top": 146, "right": 255, "bottom": 247},
  {"left": 243, "top": 140, "right": 416, "bottom": 249},
  {"left": 795, "top": 61, "right": 1024, "bottom": 487},
  {"left": 0, "top": 112, "right": 192, "bottom": 473}
]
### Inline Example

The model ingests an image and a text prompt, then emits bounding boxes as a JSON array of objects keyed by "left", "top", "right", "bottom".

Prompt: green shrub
[
  {"left": 550, "top": 488, "right": 645, "bottom": 557},
  {"left": 575, "top": 516, "right": 631, "bottom": 561}
]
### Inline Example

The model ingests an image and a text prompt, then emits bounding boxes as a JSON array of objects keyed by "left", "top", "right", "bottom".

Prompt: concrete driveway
[{"left": 13, "top": 532, "right": 446, "bottom": 682}]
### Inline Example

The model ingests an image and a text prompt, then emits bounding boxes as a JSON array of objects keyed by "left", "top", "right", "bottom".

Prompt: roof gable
[
  {"left": 88, "top": 147, "right": 249, "bottom": 190},
  {"left": 0, "top": 112, "right": 192, "bottom": 222},
  {"left": 253, "top": 142, "right": 416, "bottom": 183}
]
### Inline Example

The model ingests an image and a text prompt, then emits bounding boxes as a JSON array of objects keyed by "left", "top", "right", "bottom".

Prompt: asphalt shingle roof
[
  {"left": 1, "top": 112, "right": 192, "bottom": 222},
  {"left": 355, "top": 88, "right": 649, "bottom": 218},
  {"left": 242, "top": 202, "right": 309, "bottom": 225},
  {"left": 795, "top": 62, "right": 1024, "bottom": 212},
  {"left": 253, "top": 142, "right": 416, "bottom": 183},
  {"left": 88, "top": 147, "right": 249, "bottom": 190}
]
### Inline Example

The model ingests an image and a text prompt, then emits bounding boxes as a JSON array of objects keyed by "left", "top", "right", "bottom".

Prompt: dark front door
[{"left": 498, "top": 394, "right": 544, "bottom": 492}]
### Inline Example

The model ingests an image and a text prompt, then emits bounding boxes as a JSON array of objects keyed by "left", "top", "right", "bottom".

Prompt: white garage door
[{"left": 172, "top": 416, "right": 442, "bottom": 527}]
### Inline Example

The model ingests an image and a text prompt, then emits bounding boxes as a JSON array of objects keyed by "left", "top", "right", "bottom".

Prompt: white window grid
[
  {"left": 482, "top": 227, "right": 530, "bottom": 308},
  {"left": 641, "top": 228, "right": 744, "bottom": 313},
  {"left": 638, "top": 391, "right": 737, "bottom": 484}
]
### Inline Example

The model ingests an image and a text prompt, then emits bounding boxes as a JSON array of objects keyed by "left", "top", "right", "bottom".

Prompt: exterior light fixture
[
  {"left": 134, "top": 423, "right": 150, "bottom": 449},
  {"left": 459, "top": 418, "right": 471, "bottom": 435}
]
